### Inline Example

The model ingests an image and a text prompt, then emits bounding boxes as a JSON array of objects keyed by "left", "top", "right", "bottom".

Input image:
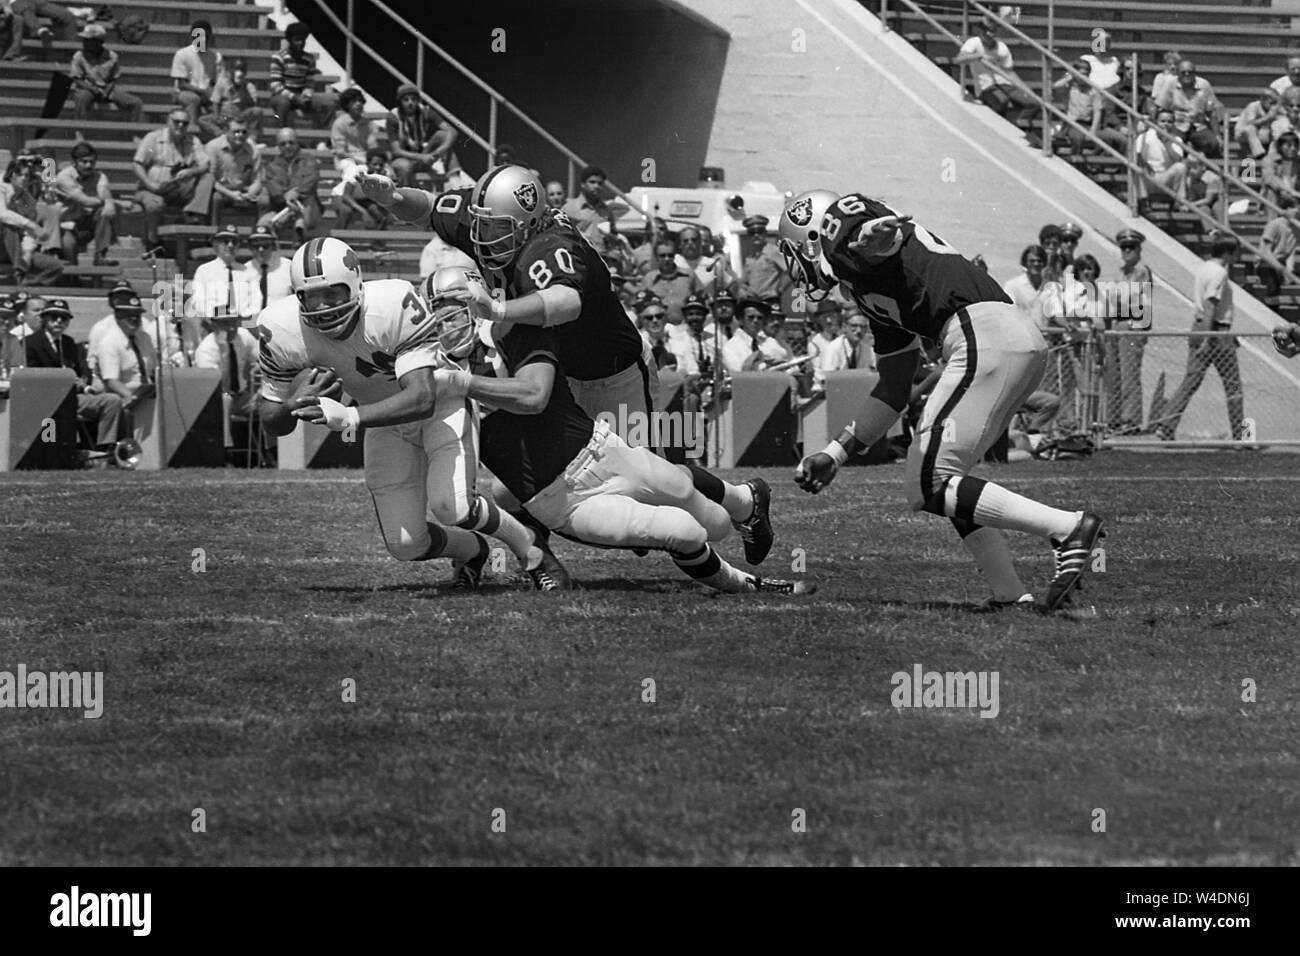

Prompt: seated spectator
[
  {"left": 0, "top": 293, "right": 24, "bottom": 373},
  {"left": 25, "top": 297, "right": 125, "bottom": 452},
  {"left": 7, "top": 291, "right": 40, "bottom": 346},
  {"left": 334, "top": 148, "right": 396, "bottom": 230},
  {"left": 562, "top": 165, "right": 614, "bottom": 245},
  {"left": 638, "top": 235, "right": 701, "bottom": 324},
  {"left": 1134, "top": 109, "right": 1187, "bottom": 209},
  {"left": 1149, "top": 50, "right": 1182, "bottom": 113},
  {"left": 629, "top": 218, "right": 668, "bottom": 278},
  {"left": 809, "top": 304, "right": 850, "bottom": 391},
  {"left": 269, "top": 22, "right": 339, "bottom": 128},
  {"left": 191, "top": 223, "right": 255, "bottom": 320},
  {"left": 843, "top": 310, "right": 874, "bottom": 370},
  {"left": 133, "top": 109, "right": 212, "bottom": 249},
  {"left": 1080, "top": 48, "right": 1121, "bottom": 93},
  {"left": 53, "top": 142, "right": 118, "bottom": 266},
  {"left": 210, "top": 58, "right": 263, "bottom": 142},
  {"left": 1004, "top": 244, "right": 1050, "bottom": 331},
  {"left": 256, "top": 127, "right": 322, "bottom": 239},
  {"left": 675, "top": 225, "right": 737, "bottom": 301},
  {"left": 91, "top": 293, "right": 156, "bottom": 432},
  {"left": 1269, "top": 56, "right": 1300, "bottom": 99},
  {"left": 386, "top": 83, "right": 458, "bottom": 188},
  {"left": 2, "top": 0, "right": 76, "bottom": 61},
  {"left": 0, "top": 152, "right": 63, "bottom": 285},
  {"left": 1236, "top": 88, "right": 1283, "bottom": 162},
  {"left": 1053, "top": 58, "right": 1126, "bottom": 161},
  {"left": 1256, "top": 198, "right": 1300, "bottom": 307},
  {"left": 1156, "top": 60, "right": 1222, "bottom": 158},
  {"left": 668, "top": 293, "right": 716, "bottom": 379},
  {"left": 198, "top": 116, "right": 262, "bottom": 223},
  {"left": 1183, "top": 154, "right": 1224, "bottom": 221},
  {"left": 722, "top": 297, "right": 768, "bottom": 373},
  {"left": 739, "top": 215, "right": 790, "bottom": 302},
  {"left": 703, "top": 288, "right": 736, "bottom": 342},
  {"left": 171, "top": 19, "right": 221, "bottom": 135},
  {"left": 89, "top": 281, "right": 183, "bottom": 374},
  {"left": 545, "top": 180, "right": 566, "bottom": 209},
  {"left": 755, "top": 311, "right": 795, "bottom": 368},
  {"left": 243, "top": 224, "right": 293, "bottom": 313},
  {"left": 194, "top": 306, "right": 259, "bottom": 451},
  {"left": 69, "top": 23, "right": 142, "bottom": 123},
  {"left": 1263, "top": 131, "right": 1300, "bottom": 210},
  {"left": 635, "top": 296, "right": 676, "bottom": 371},
  {"left": 331, "top": 88, "right": 377, "bottom": 170},
  {"left": 954, "top": 16, "right": 1040, "bottom": 147}
]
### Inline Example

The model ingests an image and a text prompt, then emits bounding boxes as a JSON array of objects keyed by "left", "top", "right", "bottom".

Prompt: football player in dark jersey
[
  {"left": 359, "top": 164, "right": 775, "bottom": 565},
  {"left": 780, "top": 190, "right": 1103, "bottom": 613},
  {"left": 423, "top": 268, "right": 812, "bottom": 595}
]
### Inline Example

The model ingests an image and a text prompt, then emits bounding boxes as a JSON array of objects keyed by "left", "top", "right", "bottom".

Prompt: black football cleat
[
  {"left": 526, "top": 535, "right": 573, "bottom": 592},
  {"left": 753, "top": 576, "right": 816, "bottom": 595},
  {"left": 451, "top": 538, "right": 491, "bottom": 592},
  {"left": 735, "top": 477, "right": 774, "bottom": 565},
  {"left": 1041, "top": 513, "right": 1105, "bottom": 613}
]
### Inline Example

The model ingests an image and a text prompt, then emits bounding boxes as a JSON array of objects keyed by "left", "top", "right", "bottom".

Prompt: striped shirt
[{"left": 268, "top": 46, "right": 320, "bottom": 95}]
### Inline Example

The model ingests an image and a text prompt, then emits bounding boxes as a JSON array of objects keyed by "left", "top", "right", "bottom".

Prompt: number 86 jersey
[{"left": 820, "top": 193, "right": 1014, "bottom": 351}]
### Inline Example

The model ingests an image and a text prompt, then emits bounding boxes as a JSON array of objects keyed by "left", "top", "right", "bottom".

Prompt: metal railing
[
  {"left": 880, "top": 0, "right": 1300, "bottom": 292},
  {"left": 299, "top": 0, "right": 647, "bottom": 223}
]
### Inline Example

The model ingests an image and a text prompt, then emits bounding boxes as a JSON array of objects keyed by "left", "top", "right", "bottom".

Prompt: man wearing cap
[
  {"left": 69, "top": 22, "right": 142, "bottom": 122},
  {"left": 133, "top": 109, "right": 212, "bottom": 249},
  {"left": 243, "top": 224, "right": 293, "bottom": 312},
  {"left": 54, "top": 142, "right": 118, "bottom": 266},
  {"left": 26, "top": 298, "right": 126, "bottom": 452},
  {"left": 195, "top": 305, "right": 259, "bottom": 452},
  {"left": 87, "top": 282, "right": 179, "bottom": 377},
  {"left": 703, "top": 289, "right": 736, "bottom": 342},
  {"left": 386, "top": 83, "right": 458, "bottom": 188},
  {"left": 171, "top": 19, "right": 221, "bottom": 133},
  {"left": 191, "top": 223, "right": 256, "bottom": 321},
  {"left": 1058, "top": 221, "right": 1083, "bottom": 263},
  {"left": 562, "top": 165, "right": 613, "bottom": 246},
  {"left": 0, "top": 293, "right": 26, "bottom": 373},
  {"left": 668, "top": 293, "right": 715, "bottom": 378},
  {"left": 90, "top": 293, "right": 156, "bottom": 428},
  {"left": 740, "top": 215, "right": 789, "bottom": 303},
  {"left": 268, "top": 22, "right": 338, "bottom": 128},
  {"left": 256, "top": 127, "right": 322, "bottom": 239},
  {"left": 197, "top": 116, "right": 263, "bottom": 222},
  {"left": 210, "top": 58, "right": 261, "bottom": 142},
  {"left": 723, "top": 297, "right": 770, "bottom": 373}
]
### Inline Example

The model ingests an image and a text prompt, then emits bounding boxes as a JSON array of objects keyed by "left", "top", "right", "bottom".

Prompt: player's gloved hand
[
  {"left": 293, "top": 395, "right": 359, "bottom": 431},
  {"left": 355, "top": 171, "right": 399, "bottom": 206},
  {"left": 848, "top": 214, "right": 913, "bottom": 258},
  {"left": 1272, "top": 324, "right": 1300, "bottom": 357},
  {"left": 439, "top": 281, "right": 503, "bottom": 323},
  {"left": 795, "top": 452, "right": 839, "bottom": 494},
  {"left": 288, "top": 366, "right": 343, "bottom": 410}
]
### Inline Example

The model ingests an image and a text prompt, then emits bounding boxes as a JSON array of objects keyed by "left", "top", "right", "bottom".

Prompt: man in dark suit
[{"left": 25, "top": 298, "right": 124, "bottom": 451}]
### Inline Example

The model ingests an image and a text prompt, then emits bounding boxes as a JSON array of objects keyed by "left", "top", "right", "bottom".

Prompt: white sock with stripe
[
  {"left": 671, "top": 544, "right": 756, "bottom": 593},
  {"left": 944, "top": 477, "right": 1080, "bottom": 542}
]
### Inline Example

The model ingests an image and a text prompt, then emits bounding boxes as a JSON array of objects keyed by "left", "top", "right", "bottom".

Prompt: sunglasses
[
  {"left": 1119, "top": 243, "right": 1140, "bottom": 251},
  {"left": 642, "top": 313, "right": 666, "bottom": 321}
]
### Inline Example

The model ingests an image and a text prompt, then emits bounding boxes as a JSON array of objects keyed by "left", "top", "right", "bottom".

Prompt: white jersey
[{"left": 257, "top": 278, "right": 448, "bottom": 405}]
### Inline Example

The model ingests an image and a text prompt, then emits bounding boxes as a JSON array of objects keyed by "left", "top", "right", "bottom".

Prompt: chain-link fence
[{"left": 1037, "top": 329, "right": 1300, "bottom": 447}]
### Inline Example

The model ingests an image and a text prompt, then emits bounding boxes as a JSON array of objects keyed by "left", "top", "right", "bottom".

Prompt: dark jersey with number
[
  {"left": 427, "top": 187, "right": 474, "bottom": 252},
  {"left": 478, "top": 323, "right": 595, "bottom": 504},
  {"left": 511, "top": 220, "right": 645, "bottom": 381},
  {"left": 820, "top": 193, "right": 1013, "bottom": 355}
]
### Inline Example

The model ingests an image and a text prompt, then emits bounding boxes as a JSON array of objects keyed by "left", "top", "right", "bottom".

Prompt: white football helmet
[
  {"left": 468, "top": 164, "right": 546, "bottom": 269},
  {"left": 290, "top": 236, "right": 365, "bottom": 338},
  {"left": 421, "top": 265, "right": 485, "bottom": 359},
  {"left": 778, "top": 189, "right": 841, "bottom": 301}
]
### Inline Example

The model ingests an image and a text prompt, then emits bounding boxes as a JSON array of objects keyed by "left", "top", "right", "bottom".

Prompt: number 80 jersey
[{"left": 820, "top": 193, "right": 1013, "bottom": 351}]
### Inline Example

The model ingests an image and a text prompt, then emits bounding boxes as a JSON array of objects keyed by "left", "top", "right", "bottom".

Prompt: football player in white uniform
[{"left": 255, "top": 236, "right": 570, "bottom": 590}]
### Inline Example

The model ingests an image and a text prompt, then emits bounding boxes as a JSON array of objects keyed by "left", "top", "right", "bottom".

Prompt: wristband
[
  {"left": 344, "top": 405, "right": 361, "bottom": 430},
  {"left": 824, "top": 440, "right": 849, "bottom": 467}
]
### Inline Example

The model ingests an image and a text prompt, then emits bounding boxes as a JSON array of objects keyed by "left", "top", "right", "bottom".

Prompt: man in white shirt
[
  {"left": 91, "top": 294, "right": 156, "bottom": 433},
  {"left": 809, "top": 306, "right": 851, "bottom": 391},
  {"left": 668, "top": 293, "right": 714, "bottom": 378},
  {"left": 1157, "top": 233, "right": 1244, "bottom": 441},
  {"left": 191, "top": 222, "right": 256, "bottom": 321},
  {"left": 722, "top": 297, "right": 768, "bottom": 373},
  {"left": 674, "top": 225, "right": 737, "bottom": 301},
  {"left": 1003, "top": 244, "right": 1051, "bottom": 331},
  {"left": 195, "top": 307, "right": 259, "bottom": 453},
  {"left": 756, "top": 313, "right": 794, "bottom": 368},
  {"left": 243, "top": 224, "right": 293, "bottom": 314},
  {"left": 1134, "top": 108, "right": 1187, "bottom": 207},
  {"left": 954, "top": 17, "right": 1040, "bottom": 146}
]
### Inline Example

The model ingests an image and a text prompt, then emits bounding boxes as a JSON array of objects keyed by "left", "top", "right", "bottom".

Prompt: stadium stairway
[{"left": 672, "top": 0, "right": 1300, "bottom": 441}]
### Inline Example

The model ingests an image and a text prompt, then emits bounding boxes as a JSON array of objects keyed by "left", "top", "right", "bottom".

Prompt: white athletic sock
[
  {"left": 721, "top": 481, "right": 755, "bottom": 523},
  {"left": 954, "top": 480, "right": 1081, "bottom": 541},
  {"left": 466, "top": 494, "right": 535, "bottom": 561},
  {"left": 672, "top": 544, "right": 756, "bottom": 593},
  {"left": 960, "top": 525, "right": 1029, "bottom": 601}
]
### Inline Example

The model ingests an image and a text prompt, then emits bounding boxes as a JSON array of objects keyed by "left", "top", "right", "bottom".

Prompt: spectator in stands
[
  {"left": 545, "top": 180, "right": 566, "bottom": 210},
  {"left": 843, "top": 311, "right": 874, "bottom": 370},
  {"left": 630, "top": 218, "right": 668, "bottom": 278},
  {"left": 198, "top": 116, "right": 262, "bottom": 223},
  {"left": 739, "top": 214, "right": 789, "bottom": 303},
  {"left": 1059, "top": 221, "right": 1083, "bottom": 263},
  {"left": 2, "top": 0, "right": 76, "bottom": 61},
  {"left": 1149, "top": 50, "right": 1182, "bottom": 113},
  {"left": 191, "top": 223, "right": 254, "bottom": 320},
  {"left": 8, "top": 291, "right": 40, "bottom": 346},
  {"left": 243, "top": 224, "right": 292, "bottom": 313},
  {"left": 1235, "top": 88, "right": 1283, "bottom": 162},
  {"left": 1183, "top": 153, "right": 1224, "bottom": 221},
  {"left": 1037, "top": 224, "right": 1062, "bottom": 261},
  {"left": 639, "top": 235, "right": 701, "bottom": 324},
  {"left": 1269, "top": 56, "right": 1300, "bottom": 99},
  {"left": 88, "top": 281, "right": 183, "bottom": 375},
  {"left": 1262, "top": 130, "right": 1300, "bottom": 210},
  {"left": 386, "top": 83, "right": 458, "bottom": 188},
  {"left": 54, "top": 141, "right": 117, "bottom": 266},
  {"left": 335, "top": 148, "right": 396, "bottom": 230},
  {"left": 562, "top": 165, "right": 613, "bottom": 245},
  {"left": 68, "top": 23, "right": 142, "bottom": 123},
  {"left": 809, "top": 304, "right": 850, "bottom": 392},
  {"left": 756, "top": 311, "right": 795, "bottom": 368},
  {"left": 257, "top": 127, "right": 321, "bottom": 240},
  {"left": 954, "top": 16, "right": 1040, "bottom": 147},
  {"left": 92, "top": 293, "right": 156, "bottom": 429},
  {"left": 722, "top": 297, "right": 768, "bottom": 373},
  {"left": 704, "top": 288, "right": 736, "bottom": 342},
  {"left": 1053, "top": 58, "right": 1126, "bottom": 163},
  {"left": 133, "top": 109, "right": 212, "bottom": 249},
  {"left": 1134, "top": 108, "right": 1188, "bottom": 211},
  {"left": 210, "top": 58, "right": 263, "bottom": 143},
  {"left": 636, "top": 297, "right": 676, "bottom": 371},
  {"left": 25, "top": 297, "right": 125, "bottom": 452},
  {"left": 171, "top": 19, "right": 221, "bottom": 135},
  {"left": 668, "top": 293, "right": 714, "bottom": 378},
  {"left": 269, "top": 22, "right": 339, "bottom": 129},
  {"left": 1110, "top": 228, "right": 1151, "bottom": 435},
  {"left": 675, "top": 224, "right": 736, "bottom": 301},
  {"left": 1156, "top": 60, "right": 1222, "bottom": 158},
  {"left": 194, "top": 306, "right": 258, "bottom": 448},
  {"left": 0, "top": 293, "right": 24, "bottom": 373},
  {"left": 1004, "top": 244, "right": 1050, "bottom": 332},
  {"left": 1256, "top": 198, "right": 1300, "bottom": 309},
  {"left": 492, "top": 144, "right": 538, "bottom": 178},
  {"left": 1081, "top": 46, "right": 1121, "bottom": 94},
  {"left": 0, "top": 152, "right": 63, "bottom": 285},
  {"left": 1157, "top": 232, "right": 1245, "bottom": 441},
  {"left": 331, "top": 89, "right": 378, "bottom": 168}
]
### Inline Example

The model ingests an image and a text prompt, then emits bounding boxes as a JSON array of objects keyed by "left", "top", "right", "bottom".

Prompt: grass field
[{"left": 2, "top": 452, "right": 1298, "bottom": 866}]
